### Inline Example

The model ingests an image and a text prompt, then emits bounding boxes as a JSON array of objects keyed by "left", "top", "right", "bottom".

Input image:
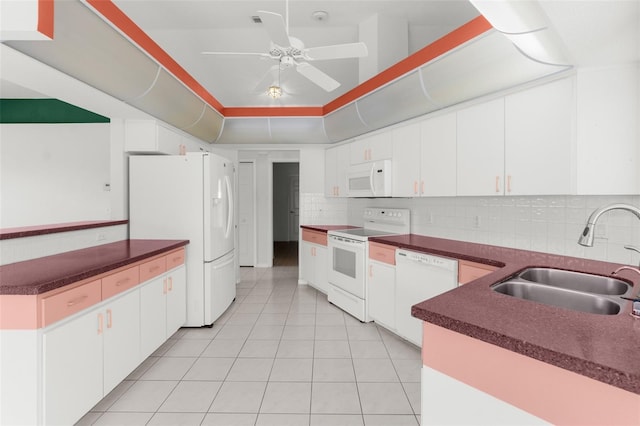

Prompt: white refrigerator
[{"left": 129, "top": 152, "right": 235, "bottom": 327}]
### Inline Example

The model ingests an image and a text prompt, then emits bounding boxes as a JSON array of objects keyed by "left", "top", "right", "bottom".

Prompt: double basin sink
[{"left": 491, "top": 268, "right": 634, "bottom": 315}]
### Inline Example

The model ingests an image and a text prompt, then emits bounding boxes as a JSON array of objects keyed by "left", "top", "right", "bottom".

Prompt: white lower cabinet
[
  {"left": 301, "top": 241, "right": 328, "bottom": 293},
  {"left": 140, "top": 265, "right": 186, "bottom": 359},
  {"left": 367, "top": 259, "right": 396, "bottom": 330},
  {"left": 43, "top": 289, "right": 140, "bottom": 426}
]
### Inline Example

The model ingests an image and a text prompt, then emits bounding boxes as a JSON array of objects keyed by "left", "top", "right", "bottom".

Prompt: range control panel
[{"left": 363, "top": 208, "right": 411, "bottom": 233}]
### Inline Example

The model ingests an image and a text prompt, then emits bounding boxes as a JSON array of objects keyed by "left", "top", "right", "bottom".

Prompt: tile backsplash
[{"left": 301, "top": 193, "right": 640, "bottom": 266}]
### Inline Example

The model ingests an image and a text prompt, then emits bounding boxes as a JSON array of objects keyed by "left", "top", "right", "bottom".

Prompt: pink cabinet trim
[
  {"left": 302, "top": 229, "right": 328, "bottom": 246},
  {"left": 422, "top": 322, "right": 640, "bottom": 425},
  {"left": 457, "top": 260, "right": 497, "bottom": 285},
  {"left": 41, "top": 279, "right": 102, "bottom": 328},
  {"left": 368, "top": 242, "right": 396, "bottom": 265}
]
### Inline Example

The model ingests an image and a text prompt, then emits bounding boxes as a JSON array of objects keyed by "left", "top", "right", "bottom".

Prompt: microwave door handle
[{"left": 369, "top": 163, "right": 376, "bottom": 196}]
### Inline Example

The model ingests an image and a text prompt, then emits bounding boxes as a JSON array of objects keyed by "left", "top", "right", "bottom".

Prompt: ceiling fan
[{"left": 202, "top": 3, "right": 368, "bottom": 93}]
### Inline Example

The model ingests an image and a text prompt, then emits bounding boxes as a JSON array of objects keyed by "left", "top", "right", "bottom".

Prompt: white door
[
  {"left": 288, "top": 175, "right": 299, "bottom": 241},
  {"left": 238, "top": 162, "right": 255, "bottom": 266},
  {"left": 205, "top": 153, "right": 234, "bottom": 261}
]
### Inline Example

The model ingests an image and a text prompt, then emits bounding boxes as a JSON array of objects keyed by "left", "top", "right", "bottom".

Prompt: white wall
[{"left": 0, "top": 123, "right": 111, "bottom": 227}]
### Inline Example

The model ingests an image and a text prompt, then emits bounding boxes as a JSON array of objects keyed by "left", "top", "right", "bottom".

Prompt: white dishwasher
[{"left": 395, "top": 249, "right": 458, "bottom": 347}]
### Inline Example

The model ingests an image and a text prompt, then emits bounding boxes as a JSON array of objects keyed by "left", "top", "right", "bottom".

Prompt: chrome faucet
[{"left": 578, "top": 203, "right": 640, "bottom": 267}]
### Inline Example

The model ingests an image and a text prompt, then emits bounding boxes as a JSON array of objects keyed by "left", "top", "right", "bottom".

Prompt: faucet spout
[{"left": 578, "top": 203, "right": 640, "bottom": 247}]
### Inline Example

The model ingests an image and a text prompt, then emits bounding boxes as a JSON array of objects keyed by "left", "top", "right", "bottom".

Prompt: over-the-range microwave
[{"left": 346, "top": 159, "right": 392, "bottom": 197}]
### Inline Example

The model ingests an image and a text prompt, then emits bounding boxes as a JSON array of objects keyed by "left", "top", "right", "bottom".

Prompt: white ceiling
[{"left": 110, "top": 0, "right": 481, "bottom": 107}]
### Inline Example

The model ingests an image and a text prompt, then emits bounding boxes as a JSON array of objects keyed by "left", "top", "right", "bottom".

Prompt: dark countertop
[
  {"left": 0, "top": 239, "right": 189, "bottom": 295},
  {"left": 301, "top": 225, "right": 359, "bottom": 233},
  {"left": 0, "top": 220, "right": 128, "bottom": 240},
  {"left": 369, "top": 234, "right": 640, "bottom": 395}
]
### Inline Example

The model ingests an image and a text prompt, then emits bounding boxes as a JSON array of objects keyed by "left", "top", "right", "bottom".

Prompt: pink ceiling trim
[
  {"left": 38, "top": 0, "right": 54, "bottom": 39},
  {"left": 323, "top": 15, "right": 492, "bottom": 115},
  {"left": 85, "top": 1, "right": 491, "bottom": 119}
]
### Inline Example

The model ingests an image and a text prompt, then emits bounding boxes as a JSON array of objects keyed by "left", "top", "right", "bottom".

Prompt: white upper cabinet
[
  {"left": 325, "top": 143, "right": 349, "bottom": 197},
  {"left": 421, "top": 112, "right": 457, "bottom": 196},
  {"left": 392, "top": 113, "right": 456, "bottom": 197},
  {"left": 505, "top": 77, "right": 575, "bottom": 195},
  {"left": 575, "top": 65, "right": 639, "bottom": 195},
  {"left": 392, "top": 123, "right": 422, "bottom": 197},
  {"left": 456, "top": 98, "right": 506, "bottom": 196},
  {"left": 350, "top": 132, "right": 392, "bottom": 164}
]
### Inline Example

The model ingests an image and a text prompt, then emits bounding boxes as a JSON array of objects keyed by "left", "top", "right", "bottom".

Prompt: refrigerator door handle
[{"left": 224, "top": 174, "right": 233, "bottom": 239}]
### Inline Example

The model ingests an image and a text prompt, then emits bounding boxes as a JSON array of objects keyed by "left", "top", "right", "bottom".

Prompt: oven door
[{"left": 328, "top": 235, "right": 366, "bottom": 298}]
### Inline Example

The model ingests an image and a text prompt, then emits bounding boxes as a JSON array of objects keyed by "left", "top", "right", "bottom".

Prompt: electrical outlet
[{"left": 96, "top": 233, "right": 106, "bottom": 241}]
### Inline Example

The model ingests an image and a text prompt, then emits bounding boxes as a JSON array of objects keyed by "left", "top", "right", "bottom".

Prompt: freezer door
[
  {"left": 204, "top": 154, "right": 235, "bottom": 261},
  {"left": 203, "top": 250, "right": 236, "bottom": 324}
]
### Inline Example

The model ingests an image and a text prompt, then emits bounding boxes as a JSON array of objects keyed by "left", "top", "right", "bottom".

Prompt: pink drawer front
[
  {"left": 458, "top": 260, "right": 497, "bottom": 285},
  {"left": 41, "top": 279, "right": 102, "bottom": 327},
  {"left": 102, "top": 266, "right": 140, "bottom": 299},
  {"left": 302, "top": 229, "right": 327, "bottom": 246},
  {"left": 139, "top": 256, "right": 167, "bottom": 282},
  {"left": 369, "top": 242, "right": 396, "bottom": 265},
  {"left": 166, "top": 248, "right": 185, "bottom": 270}
]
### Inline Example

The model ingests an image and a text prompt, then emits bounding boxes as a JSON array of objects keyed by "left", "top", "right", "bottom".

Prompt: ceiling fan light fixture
[{"left": 267, "top": 85, "right": 282, "bottom": 99}]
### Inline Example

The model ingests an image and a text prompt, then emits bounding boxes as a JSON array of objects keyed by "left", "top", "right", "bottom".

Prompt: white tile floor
[{"left": 77, "top": 266, "right": 422, "bottom": 426}]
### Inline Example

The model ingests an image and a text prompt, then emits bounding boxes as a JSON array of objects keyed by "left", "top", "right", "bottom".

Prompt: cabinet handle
[
  {"left": 413, "top": 181, "right": 418, "bottom": 195},
  {"left": 421, "top": 181, "right": 425, "bottom": 195},
  {"left": 507, "top": 175, "right": 512, "bottom": 193},
  {"left": 163, "top": 278, "right": 168, "bottom": 295},
  {"left": 106, "top": 309, "right": 112, "bottom": 329},
  {"left": 495, "top": 176, "right": 501, "bottom": 193},
  {"left": 97, "top": 313, "right": 103, "bottom": 335},
  {"left": 116, "top": 277, "right": 130, "bottom": 287},
  {"left": 150, "top": 265, "right": 160, "bottom": 272},
  {"left": 168, "top": 276, "right": 173, "bottom": 292},
  {"left": 66, "top": 295, "right": 88, "bottom": 307}
]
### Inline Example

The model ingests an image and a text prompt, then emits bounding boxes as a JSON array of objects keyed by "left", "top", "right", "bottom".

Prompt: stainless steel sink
[
  {"left": 518, "top": 268, "right": 631, "bottom": 295},
  {"left": 491, "top": 268, "right": 633, "bottom": 315},
  {"left": 491, "top": 281, "right": 624, "bottom": 315}
]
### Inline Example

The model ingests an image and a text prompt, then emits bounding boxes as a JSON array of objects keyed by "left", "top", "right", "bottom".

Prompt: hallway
[{"left": 77, "top": 265, "right": 422, "bottom": 425}]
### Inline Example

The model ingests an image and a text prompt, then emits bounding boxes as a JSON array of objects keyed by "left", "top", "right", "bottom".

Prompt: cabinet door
[
  {"left": 352, "top": 133, "right": 392, "bottom": 164},
  {"left": 368, "top": 261, "right": 396, "bottom": 329},
  {"left": 103, "top": 290, "right": 141, "bottom": 394},
  {"left": 314, "top": 245, "right": 328, "bottom": 294},
  {"left": 166, "top": 265, "right": 187, "bottom": 337},
  {"left": 505, "top": 77, "right": 574, "bottom": 195},
  {"left": 457, "top": 98, "right": 505, "bottom": 196},
  {"left": 335, "top": 144, "right": 350, "bottom": 197},
  {"left": 43, "top": 308, "right": 103, "bottom": 426},
  {"left": 421, "top": 112, "right": 457, "bottom": 196},
  {"left": 325, "top": 146, "right": 338, "bottom": 196},
  {"left": 140, "top": 276, "right": 167, "bottom": 359},
  {"left": 392, "top": 123, "right": 422, "bottom": 197},
  {"left": 300, "top": 241, "right": 315, "bottom": 285}
]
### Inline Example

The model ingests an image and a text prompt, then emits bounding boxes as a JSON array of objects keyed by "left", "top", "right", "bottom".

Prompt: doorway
[{"left": 273, "top": 162, "right": 299, "bottom": 266}]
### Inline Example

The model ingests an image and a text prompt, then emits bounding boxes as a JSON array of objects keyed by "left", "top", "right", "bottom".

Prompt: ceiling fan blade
[
  {"left": 296, "top": 62, "right": 341, "bottom": 92},
  {"left": 304, "top": 42, "right": 368, "bottom": 60},
  {"left": 256, "top": 10, "right": 291, "bottom": 47}
]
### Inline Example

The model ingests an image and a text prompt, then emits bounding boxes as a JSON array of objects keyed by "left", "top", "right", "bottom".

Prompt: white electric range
[{"left": 327, "top": 208, "right": 411, "bottom": 322}]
